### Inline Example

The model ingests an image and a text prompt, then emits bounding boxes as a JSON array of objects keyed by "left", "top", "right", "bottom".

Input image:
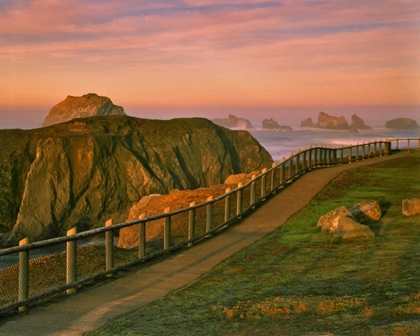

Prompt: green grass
[{"left": 89, "top": 152, "right": 420, "bottom": 336}]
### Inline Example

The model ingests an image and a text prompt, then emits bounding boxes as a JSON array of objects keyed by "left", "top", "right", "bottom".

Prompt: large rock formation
[
  {"left": 43, "top": 93, "right": 126, "bottom": 127},
  {"left": 0, "top": 116, "right": 273, "bottom": 246},
  {"left": 385, "top": 118, "right": 419, "bottom": 130},
  {"left": 350, "top": 114, "right": 372, "bottom": 130},
  {"left": 261, "top": 118, "right": 292, "bottom": 131},
  {"left": 317, "top": 112, "right": 350, "bottom": 130},
  {"left": 211, "top": 115, "right": 253, "bottom": 129}
]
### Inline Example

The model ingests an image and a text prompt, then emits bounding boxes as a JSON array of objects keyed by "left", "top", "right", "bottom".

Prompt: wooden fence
[{"left": 0, "top": 138, "right": 418, "bottom": 315}]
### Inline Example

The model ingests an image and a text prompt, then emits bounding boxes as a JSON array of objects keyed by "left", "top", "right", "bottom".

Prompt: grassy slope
[{"left": 89, "top": 152, "right": 420, "bottom": 336}]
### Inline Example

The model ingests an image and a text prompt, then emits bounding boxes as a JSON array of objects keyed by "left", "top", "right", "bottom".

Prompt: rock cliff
[
  {"left": 300, "top": 118, "right": 316, "bottom": 128},
  {"left": 0, "top": 116, "right": 273, "bottom": 246},
  {"left": 43, "top": 93, "right": 126, "bottom": 127},
  {"left": 385, "top": 118, "right": 419, "bottom": 129},
  {"left": 211, "top": 115, "right": 253, "bottom": 129}
]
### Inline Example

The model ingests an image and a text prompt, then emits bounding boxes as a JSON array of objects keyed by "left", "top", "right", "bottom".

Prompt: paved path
[{"left": 0, "top": 153, "right": 405, "bottom": 336}]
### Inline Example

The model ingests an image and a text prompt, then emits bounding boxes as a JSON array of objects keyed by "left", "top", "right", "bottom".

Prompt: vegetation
[{"left": 88, "top": 151, "right": 420, "bottom": 336}]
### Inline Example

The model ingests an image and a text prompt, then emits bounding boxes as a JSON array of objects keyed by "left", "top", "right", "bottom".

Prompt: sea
[{"left": 248, "top": 126, "right": 420, "bottom": 162}]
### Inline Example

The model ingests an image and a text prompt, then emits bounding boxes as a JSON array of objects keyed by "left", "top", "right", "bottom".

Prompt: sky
[{"left": 1, "top": 0, "right": 420, "bottom": 129}]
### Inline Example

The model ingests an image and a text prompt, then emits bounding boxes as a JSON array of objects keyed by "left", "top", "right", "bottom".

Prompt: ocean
[{"left": 249, "top": 126, "right": 420, "bottom": 162}]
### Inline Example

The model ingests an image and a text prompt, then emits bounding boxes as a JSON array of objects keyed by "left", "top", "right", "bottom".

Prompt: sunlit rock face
[
  {"left": 43, "top": 93, "right": 126, "bottom": 127},
  {"left": 211, "top": 114, "right": 253, "bottom": 129},
  {"left": 0, "top": 116, "right": 273, "bottom": 245},
  {"left": 402, "top": 199, "right": 420, "bottom": 217},
  {"left": 385, "top": 118, "right": 419, "bottom": 130}
]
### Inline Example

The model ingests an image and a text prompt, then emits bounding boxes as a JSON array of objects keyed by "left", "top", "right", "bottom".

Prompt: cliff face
[
  {"left": 317, "top": 112, "right": 349, "bottom": 130},
  {"left": 43, "top": 93, "right": 126, "bottom": 127},
  {"left": 0, "top": 116, "right": 273, "bottom": 245}
]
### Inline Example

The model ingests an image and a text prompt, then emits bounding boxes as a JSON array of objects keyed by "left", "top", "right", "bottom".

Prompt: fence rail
[{"left": 0, "top": 138, "right": 418, "bottom": 315}]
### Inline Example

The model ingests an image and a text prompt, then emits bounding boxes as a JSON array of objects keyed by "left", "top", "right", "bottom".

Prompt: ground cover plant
[{"left": 88, "top": 151, "right": 420, "bottom": 335}]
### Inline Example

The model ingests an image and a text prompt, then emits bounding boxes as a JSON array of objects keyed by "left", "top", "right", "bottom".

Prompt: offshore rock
[
  {"left": 350, "top": 114, "right": 372, "bottom": 130},
  {"left": 317, "top": 112, "right": 350, "bottom": 130},
  {"left": 262, "top": 118, "right": 292, "bottom": 131},
  {"left": 300, "top": 117, "right": 316, "bottom": 128},
  {"left": 43, "top": 93, "right": 126, "bottom": 127},
  {"left": 385, "top": 118, "right": 419, "bottom": 129},
  {"left": 211, "top": 114, "right": 253, "bottom": 129},
  {"left": 0, "top": 116, "right": 273, "bottom": 245}
]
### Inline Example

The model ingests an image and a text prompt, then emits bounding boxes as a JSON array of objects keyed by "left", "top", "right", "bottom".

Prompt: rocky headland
[
  {"left": 300, "top": 112, "right": 372, "bottom": 131},
  {"left": 385, "top": 118, "right": 419, "bottom": 129},
  {"left": 0, "top": 116, "right": 273, "bottom": 246},
  {"left": 211, "top": 115, "right": 253, "bottom": 129},
  {"left": 43, "top": 93, "right": 126, "bottom": 127}
]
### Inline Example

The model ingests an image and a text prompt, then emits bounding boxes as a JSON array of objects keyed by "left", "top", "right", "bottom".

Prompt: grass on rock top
[{"left": 89, "top": 151, "right": 420, "bottom": 335}]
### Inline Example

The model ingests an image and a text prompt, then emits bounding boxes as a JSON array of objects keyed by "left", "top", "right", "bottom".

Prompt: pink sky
[{"left": 1, "top": 0, "right": 419, "bottom": 128}]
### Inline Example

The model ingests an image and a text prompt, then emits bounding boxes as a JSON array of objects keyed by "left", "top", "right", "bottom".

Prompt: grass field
[{"left": 89, "top": 151, "right": 420, "bottom": 336}]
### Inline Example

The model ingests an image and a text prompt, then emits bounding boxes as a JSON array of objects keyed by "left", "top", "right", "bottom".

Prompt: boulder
[
  {"left": 350, "top": 114, "right": 372, "bottom": 130},
  {"left": 1, "top": 116, "right": 273, "bottom": 245},
  {"left": 211, "top": 115, "right": 253, "bottom": 129},
  {"left": 300, "top": 117, "right": 316, "bottom": 128},
  {"left": 262, "top": 118, "right": 292, "bottom": 131},
  {"left": 349, "top": 201, "right": 381, "bottom": 223},
  {"left": 317, "top": 206, "right": 375, "bottom": 239},
  {"left": 118, "top": 184, "right": 231, "bottom": 249},
  {"left": 43, "top": 93, "right": 126, "bottom": 127},
  {"left": 402, "top": 199, "right": 420, "bottom": 217},
  {"left": 317, "top": 112, "right": 350, "bottom": 130},
  {"left": 385, "top": 118, "right": 419, "bottom": 130}
]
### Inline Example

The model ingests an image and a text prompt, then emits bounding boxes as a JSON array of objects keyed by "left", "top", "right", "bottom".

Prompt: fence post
[
  {"left": 314, "top": 146, "right": 318, "bottom": 166},
  {"left": 288, "top": 154, "right": 293, "bottom": 178},
  {"left": 224, "top": 188, "right": 231, "bottom": 222},
  {"left": 66, "top": 227, "right": 77, "bottom": 295},
  {"left": 270, "top": 162, "right": 276, "bottom": 191},
  {"left": 355, "top": 144, "right": 359, "bottom": 161},
  {"left": 296, "top": 150, "right": 300, "bottom": 174},
  {"left": 138, "top": 213, "right": 146, "bottom": 259},
  {"left": 362, "top": 142, "right": 365, "bottom": 159},
  {"left": 206, "top": 196, "right": 213, "bottom": 235},
  {"left": 326, "top": 148, "right": 331, "bottom": 166},
  {"left": 237, "top": 182, "right": 243, "bottom": 216},
  {"left": 280, "top": 157, "right": 285, "bottom": 184},
  {"left": 188, "top": 202, "right": 196, "bottom": 247},
  {"left": 348, "top": 145, "right": 352, "bottom": 163},
  {"left": 374, "top": 142, "right": 377, "bottom": 156},
  {"left": 105, "top": 219, "right": 114, "bottom": 272},
  {"left": 261, "top": 168, "right": 267, "bottom": 198},
  {"left": 164, "top": 207, "right": 171, "bottom": 250},
  {"left": 250, "top": 175, "right": 256, "bottom": 208},
  {"left": 308, "top": 146, "right": 312, "bottom": 168},
  {"left": 396, "top": 138, "right": 399, "bottom": 150},
  {"left": 18, "top": 238, "right": 29, "bottom": 313},
  {"left": 385, "top": 139, "right": 389, "bottom": 155}
]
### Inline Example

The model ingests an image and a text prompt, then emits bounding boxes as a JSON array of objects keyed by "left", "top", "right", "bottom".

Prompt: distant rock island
[
  {"left": 211, "top": 114, "right": 253, "bottom": 129},
  {"left": 300, "top": 112, "right": 372, "bottom": 131},
  {"left": 385, "top": 118, "right": 419, "bottom": 129},
  {"left": 0, "top": 116, "right": 273, "bottom": 246},
  {"left": 262, "top": 118, "right": 292, "bottom": 131},
  {"left": 43, "top": 93, "right": 126, "bottom": 127}
]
